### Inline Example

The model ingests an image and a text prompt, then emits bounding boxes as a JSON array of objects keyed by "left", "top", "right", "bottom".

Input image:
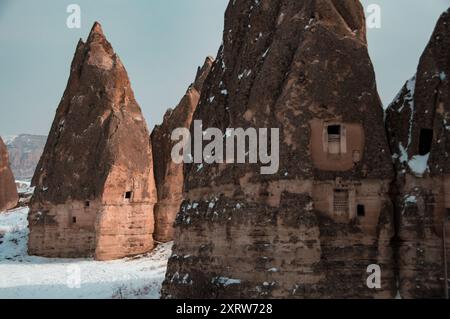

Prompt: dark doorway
[
  {"left": 419, "top": 128, "right": 433, "bottom": 155},
  {"left": 357, "top": 204, "right": 366, "bottom": 217},
  {"left": 72, "top": 217, "right": 77, "bottom": 224},
  {"left": 85, "top": 201, "right": 90, "bottom": 207},
  {"left": 125, "top": 191, "right": 132, "bottom": 200}
]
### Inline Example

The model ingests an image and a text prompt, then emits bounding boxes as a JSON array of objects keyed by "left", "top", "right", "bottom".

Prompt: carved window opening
[
  {"left": 85, "top": 201, "right": 90, "bottom": 207},
  {"left": 327, "top": 125, "right": 341, "bottom": 155},
  {"left": 334, "top": 189, "right": 349, "bottom": 215},
  {"left": 357, "top": 204, "right": 366, "bottom": 217},
  {"left": 72, "top": 217, "right": 77, "bottom": 224},
  {"left": 447, "top": 208, "right": 450, "bottom": 221},
  {"left": 419, "top": 128, "right": 433, "bottom": 155},
  {"left": 125, "top": 191, "right": 133, "bottom": 200}
]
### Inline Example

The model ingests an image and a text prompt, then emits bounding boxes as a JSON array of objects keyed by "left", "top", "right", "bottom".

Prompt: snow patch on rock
[{"left": 408, "top": 153, "right": 430, "bottom": 176}]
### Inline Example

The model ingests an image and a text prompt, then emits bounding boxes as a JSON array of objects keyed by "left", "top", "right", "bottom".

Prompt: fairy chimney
[
  {"left": 162, "top": 0, "right": 395, "bottom": 298},
  {"left": 0, "top": 137, "right": 18, "bottom": 212},
  {"left": 385, "top": 9, "right": 450, "bottom": 299},
  {"left": 151, "top": 57, "right": 213, "bottom": 242},
  {"left": 28, "top": 22, "right": 157, "bottom": 261}
]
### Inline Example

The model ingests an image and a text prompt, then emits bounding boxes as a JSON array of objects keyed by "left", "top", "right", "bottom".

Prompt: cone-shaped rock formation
[
  {"left": 151, "top": 57, "right": 213, "bottom": 243},
  {"left": 0, "top": 137, "right": 18, "bottom": 212},
  {"left": 28, "top": 22, "right": 157, "bottom": 261},
  {"left": 386, "top": 9, "right": 450, "bottom": 299},
  {"left": 162, "top": 0, "right": 395, "bottom": 298}
]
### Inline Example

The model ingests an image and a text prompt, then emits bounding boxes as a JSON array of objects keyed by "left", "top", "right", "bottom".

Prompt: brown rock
[
  {"left": 385, "top": 9, "right": 450, "bottom": 299},
  {"left": 0, "top": 137, "right": 18, "bottom": 212},
  {"left": 28, "top": 22, "right": 157, "bottom": 261},
  {"left": 6, "top": 134, "right": 46, "bottom": 181},
  {"left": 162, "top": 0, "right": 395, "bottom": 298},
  {"left": 151, "top": 57, "right": 213, "bottom": 242}
]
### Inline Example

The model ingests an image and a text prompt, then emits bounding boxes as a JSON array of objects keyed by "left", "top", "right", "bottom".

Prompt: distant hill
[{"left": 3, "top": 134, "right": 46, "bottom": 181}]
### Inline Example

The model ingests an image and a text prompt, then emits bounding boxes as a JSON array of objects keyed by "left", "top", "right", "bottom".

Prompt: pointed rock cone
[
  {"left": 151, "top": 57, "right": 213, "bottom": 243},
  {"left": 28, "top": 22, "right": 157, "bottom": 261},
  {"left": 0, "top": 137, "right": 18, "bottom": 212},
  {"left": 386, "top": 9, "right": 450, "bottom": 299},
  {"left": 161, "top": 0, "right": 395, "bottom": 298}
]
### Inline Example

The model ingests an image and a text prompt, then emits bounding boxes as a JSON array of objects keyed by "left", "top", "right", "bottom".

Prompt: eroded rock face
[
  {"left": 28, "top": 22, "right": 157, "bottom": 261},
  {"left": 0, "top": 137, "right": 18, "bottom": 212},
  {"left": 162, "top": 0, "right": 395, "bottom": 298},
  {"left": 386, "top": 9, "right": 450, "bottom": 299},
  {"left": 6, "top": 134, "right": 46, "bottom": 181},
  {"left": 151, "top": 57, "right": 213, "bottom": 242}
]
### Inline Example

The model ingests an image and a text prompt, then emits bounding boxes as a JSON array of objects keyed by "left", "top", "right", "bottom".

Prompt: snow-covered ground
[{"left": 0, "top": 207, "right": 172, "bottom": 299}]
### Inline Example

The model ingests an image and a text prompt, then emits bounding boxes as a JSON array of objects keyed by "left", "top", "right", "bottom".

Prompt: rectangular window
[
  {"left": 125, "top": 191, "right": 132, "bottom": 200},
  {"left": 419, "top": 128, "right": 433, "bottom": 155},
  {"left": 357, "top": 204, "right": 366, "bottom": 217},
  {"left": 334, "top": 189, "right": 349, "bottom": 214},
  {"left": 72, "top": 217, "right": 77, "bottom": 224},
  {"left": 327, "top": 125, "right": 341, "bottom": 155},
  {"left": 85, "top": 201, "right": 90, "bottom": 207}
]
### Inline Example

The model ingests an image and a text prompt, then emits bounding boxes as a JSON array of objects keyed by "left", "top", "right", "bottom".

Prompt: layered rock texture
[
  {"left": 0, "top": 137, "right": 18, "bottom": 212},
  {"left": 151, "top": 57, "right": 213, "bottom": 242},
  {"left": 6, "top": 134, "right": 46, "bottom": 180},
  {"left": 28, "top": 22, "right": 157, "bottom": 261},
  {"left": 386, "top": 9, "right": 450, "bottom": 299},
  {"left": 162, "top": 0, "right": 395, "bottom": 298}
]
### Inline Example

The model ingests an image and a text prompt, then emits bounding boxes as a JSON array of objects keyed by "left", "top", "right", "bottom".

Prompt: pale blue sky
[{"left": 1, "top": 0, "right": 450, "bottom": 135}]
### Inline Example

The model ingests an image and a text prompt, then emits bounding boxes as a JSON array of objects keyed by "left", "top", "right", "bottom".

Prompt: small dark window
[
  {"left": 328, "top": 125, "right": 341, "bottom": 135},
  {"left": 72, "top": 217, "right": 77, "bottom": 223},
  {"left": 419, "top": 128, "right": 433, "bottom": 155},
  {"left": 125, "top": 191, "right": 132, "bottom": 199},
  {"left": 357, "top": 204, "right": 366, "bottom": 217},
  {"left": 447, "top": 208, "right": 450, "bottom": 221},
  {"left": 327, "top": 125, "right": 342, "bottom": 155},
  {"left": 85, "top": 201, "right": 90, "bottom": 207}
]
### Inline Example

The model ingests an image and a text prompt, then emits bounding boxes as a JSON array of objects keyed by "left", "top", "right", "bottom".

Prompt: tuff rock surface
[
  {"left": 28, "top": 22, "right": 157, "bottom": 261},
  {"left": 0, "top": 137, "right": 18, "bottom": 212},
  {"left": 386, "top": 9, "right": 450, "bottom": 299},
  {"left": 151, "top": 57, "right": 213, "bottom": 242},
  {"left": 162, "top": 0, "right": 395, "bottom": 298}
]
